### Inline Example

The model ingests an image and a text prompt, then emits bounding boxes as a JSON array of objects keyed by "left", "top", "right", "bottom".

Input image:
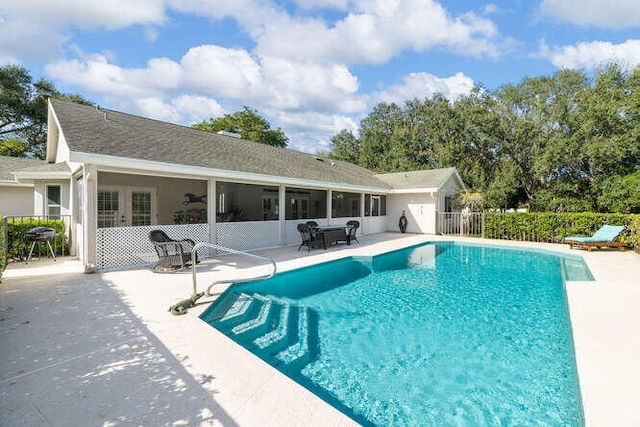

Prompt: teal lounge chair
[{"left": 565, "top": 225, "right": 627, "bottom": 252}]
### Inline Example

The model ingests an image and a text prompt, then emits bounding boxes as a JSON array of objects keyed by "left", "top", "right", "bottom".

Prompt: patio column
[
  {"left": 360, "top": 193, "right": 366, "bottom": 235},
  {"left": 83, "top": 164, "right": 97, "bottom": 272},
  {"left": 326, "top": 189, "right": 332, "bottom": 226},
  {"left": 278, "top": 185, "right": 286, "bottom": 245},
  {"left": 207, "top": 178, "right": 216, "bottom": 245}
]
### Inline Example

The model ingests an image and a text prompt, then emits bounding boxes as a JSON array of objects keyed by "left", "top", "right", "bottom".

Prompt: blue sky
[{"left": 2, "top": 0, "right": 639, "bottom": 153}]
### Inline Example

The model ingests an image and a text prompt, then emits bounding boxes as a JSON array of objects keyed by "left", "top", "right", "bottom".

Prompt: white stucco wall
[
  {"left": 387, "top": 193, "right": 438, "bottom": 234},
  {"left": 33, "top": 180, "right": 71, "bottom": 217},
  {"left": 0, "top": 185, "right": 35, "bottom": 216}
]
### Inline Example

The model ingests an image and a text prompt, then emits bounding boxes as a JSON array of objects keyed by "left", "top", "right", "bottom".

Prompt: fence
[
  {"left": 437, "top": 212, "right": 485, "bottom": 237},
  {"left": 438, "top": 211, "right": 639, "bottom": 249},
  {"left": 2, "top": 215, "right": 72, "bottom": 262}
]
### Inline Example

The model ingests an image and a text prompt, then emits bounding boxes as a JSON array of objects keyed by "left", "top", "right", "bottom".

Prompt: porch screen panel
[
  {"left": 98, "top": 190, "right": 119, "bottom": 228},
  {"left": 216, "top": 182, "right": 279, "bottom": 222},
  {"left": 331, "top": 191, "right": 360, "bottom": 218},
  {"left": 131, "top": 191, "right": 152, "bottom": 226},
  {"left": 285, "top": 188, "right": 327, "bottom": 220}
]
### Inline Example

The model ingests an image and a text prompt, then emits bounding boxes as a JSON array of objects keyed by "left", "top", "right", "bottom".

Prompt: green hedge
[
  {"left": 485, "top": 212, "right": 640, "bottom": 249},
  {"left": 0, "top": 217, "right": 6, "bottom": 280},
  {"left": 5, "top": 218, "right": 69, "bottom": 261}
]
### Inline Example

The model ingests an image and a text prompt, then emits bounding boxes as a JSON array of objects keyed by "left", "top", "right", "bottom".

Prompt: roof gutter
[
  {"left": 69, "top": 151, "right": 392, "bottom": 194},
  {"left": 12, "top": 171, "right": 71, "bottom": 181},
  {"left": 387, "top": 187, "right": 439, "bottom": 194}
]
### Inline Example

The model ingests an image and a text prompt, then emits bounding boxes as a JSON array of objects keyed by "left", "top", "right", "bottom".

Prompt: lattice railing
[
  {"left": 216, "top": 221, "right": 280, "bottom": 251},
  {"left": 96, "top": 224, "right": 210, "bottom": 271}
]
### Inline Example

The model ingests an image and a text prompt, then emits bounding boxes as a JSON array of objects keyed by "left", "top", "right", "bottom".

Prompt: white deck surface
[{"left": 1, "top": 233, "right": 639, "bottom": 426}]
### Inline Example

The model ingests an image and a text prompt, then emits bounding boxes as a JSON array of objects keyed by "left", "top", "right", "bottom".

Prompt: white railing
[
  {"left": 437, "top": 212, "right": 484, "bottom": 237},
  {"left": 190, "top": 242, "right": 277, "bottom": 296}
]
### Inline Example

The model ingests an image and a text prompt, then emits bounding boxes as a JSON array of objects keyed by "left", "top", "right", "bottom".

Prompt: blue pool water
[{"left": 200, "top": 242, "right": 591, "bottom": 425}]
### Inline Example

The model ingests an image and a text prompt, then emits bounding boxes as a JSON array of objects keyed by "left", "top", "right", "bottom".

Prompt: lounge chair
[
  {"left": 564, "top": 225, "right": 627, "bottom": 252},
  {"left": 149, "top": 230, "right": 197, "bottom": 271},
  {"left": 297, "top": 223, "right": 325, "bottom": 252}
]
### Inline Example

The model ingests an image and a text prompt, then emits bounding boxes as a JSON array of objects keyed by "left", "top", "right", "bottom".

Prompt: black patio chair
[
  {"left": 346, "top": 220, "right": 360, "bottom": 244},
  {"left": 306, "top": 221, "right": 319, "bottom": 229},
  {"left": 297, "top": 223, "right": 325, "bottom": 252},
  {"left": 149, "top": 229, "right": 197, "bottom": 272}
]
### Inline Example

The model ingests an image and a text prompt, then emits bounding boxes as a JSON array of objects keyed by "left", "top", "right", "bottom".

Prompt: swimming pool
[{"left": 201, "top": 242, "right": 590, "bottom": 425}]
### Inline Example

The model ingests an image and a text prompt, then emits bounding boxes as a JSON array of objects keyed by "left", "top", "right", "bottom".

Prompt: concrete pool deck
[{"left": 1, "top": 233, "right": 638, "bottom": 426}]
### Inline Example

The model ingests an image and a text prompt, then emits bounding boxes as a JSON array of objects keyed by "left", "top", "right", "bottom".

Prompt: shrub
[
  {"left": 5, "top": 217, "right": 69, "bottom": 261},
  {"left": 485, "top": 212, "right": 639, "bottom": 249}
]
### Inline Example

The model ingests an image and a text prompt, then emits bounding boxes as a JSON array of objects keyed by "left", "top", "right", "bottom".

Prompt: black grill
[
  {"left": 25, "top": 227, "right": 57, "bottom": 263},
  {"left": 26, "top": 227, "right": 56, "bottom": 241}
]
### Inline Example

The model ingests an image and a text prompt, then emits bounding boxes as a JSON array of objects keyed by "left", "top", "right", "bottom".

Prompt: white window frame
[{"left": 45, "top": 184, "right": 62, "bottom": 219}]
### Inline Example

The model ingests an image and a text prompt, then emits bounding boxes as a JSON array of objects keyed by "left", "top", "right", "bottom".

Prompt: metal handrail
[{"left": 191, "top": 242, "right": 277, "bottom": 296}]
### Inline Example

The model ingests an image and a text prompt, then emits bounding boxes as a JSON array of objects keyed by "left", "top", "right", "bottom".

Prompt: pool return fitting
[{"left": 168, "top": 242, "right": 277, "bottom": 315}]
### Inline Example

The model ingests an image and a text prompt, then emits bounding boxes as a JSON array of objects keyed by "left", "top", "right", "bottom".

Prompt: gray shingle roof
[
  {"left": 50, "top": 99, "right": 391, "bottom": 190},
  {"left": 0, "top": 156, "right": 49, "bottom": 181},
  {"left": 376, "top": 167, "right": 458, "bottom": 190}
]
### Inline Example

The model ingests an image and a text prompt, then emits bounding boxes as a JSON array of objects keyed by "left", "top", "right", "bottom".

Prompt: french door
[{"left": 97, "top": 187, "right": 156, "bottom": 227}]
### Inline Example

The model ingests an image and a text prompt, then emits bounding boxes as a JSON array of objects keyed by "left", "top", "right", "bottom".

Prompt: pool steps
[{"left": 205, "top": 291, "right": 319, "bottom": 370}]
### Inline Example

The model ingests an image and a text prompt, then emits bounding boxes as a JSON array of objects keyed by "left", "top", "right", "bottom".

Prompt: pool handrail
[{"left": 191, "top": 242, "right": 277, "bottom": 296}]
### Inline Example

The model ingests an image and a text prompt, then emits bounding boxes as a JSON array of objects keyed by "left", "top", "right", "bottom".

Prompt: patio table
[{"left": 316, "top": 226, "right": 349, "bottom": 246}]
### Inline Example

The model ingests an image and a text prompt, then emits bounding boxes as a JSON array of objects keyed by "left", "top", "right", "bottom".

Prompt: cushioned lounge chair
[
  {"left": 564, "top": 225, "right": 627, "bottom": 252},
  {"left": 149, "top": 230, "right": 197, "bottom": 271}
]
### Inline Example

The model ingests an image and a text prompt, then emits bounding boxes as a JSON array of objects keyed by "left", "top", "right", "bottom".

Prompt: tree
[
  {"left": 0, "top": 64, "right": 93, "bottom": 159},
  {"left": 329, "top": 129, "right": 360, "bottom": 164},
  {"left": 192, "top": 106, "right": 288, "bottom": 147}
]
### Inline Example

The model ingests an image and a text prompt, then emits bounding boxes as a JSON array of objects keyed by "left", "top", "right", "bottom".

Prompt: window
[
  {"left": 98, "top": 190, "right": 119, "bottom": 228},
  {"left": 285, "top": 188, "right": 326, "bottom": 220},
  {"left": 331, "top": 191, "right": 360, "bottom": 218},
  {"left": 364, "top": 194, "right": 387, "bottom": 217},
  {"left": 131, "top": 191, "right": 152, "bottom": 226},
  {"left": 217, "top": 181, "right": 279, "bottom": 222},
  {"left": 46, "top": 185, "right": 61, "bottom": 219}
]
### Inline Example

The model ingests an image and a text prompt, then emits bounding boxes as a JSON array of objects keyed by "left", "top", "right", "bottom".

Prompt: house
[
  {"left": 1, "top": 99, "right": 465, "bottom": 271},
  {"left": 0, "top": 155, "right": 71, "bottom": 217}
]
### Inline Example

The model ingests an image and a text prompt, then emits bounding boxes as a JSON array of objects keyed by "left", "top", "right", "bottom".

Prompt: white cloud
[
  {"left": 274, "top": 111, "right": 359, "bottom": 153},
  {"left": 143, "top": 26, "right": 160, "bottom": 42},
  {"left": 180, "top": 45, "right": 264, "bottom": 99},
  {"left": 539, "top": 40, "right": 640, "bottom": 69},
  {"left": 293, "top": 0, "right": 350, "bottom": 10},
  {"left": 539, "top": 0, "right": 640, "bottom": 28},
  {"left": 374, "top": 72, "right": 475, "bottom": 105},
  {"left": 260, "top": 57, "right": 365, "bottom": 112},
  {"left": 45, "top": 54, "right": 182, "bottom": 99},
  {"left": 134, "top": 95, "right": 225, "bottom": 124},
  {"left": 256, "top": 0, "right": 507, "bottom": 64},
  {"left": 0, "top": 0, "right": 166, "bottom": 59},
  {"left": 46, "top": 44, "right": 365, "bottom": 116}
]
